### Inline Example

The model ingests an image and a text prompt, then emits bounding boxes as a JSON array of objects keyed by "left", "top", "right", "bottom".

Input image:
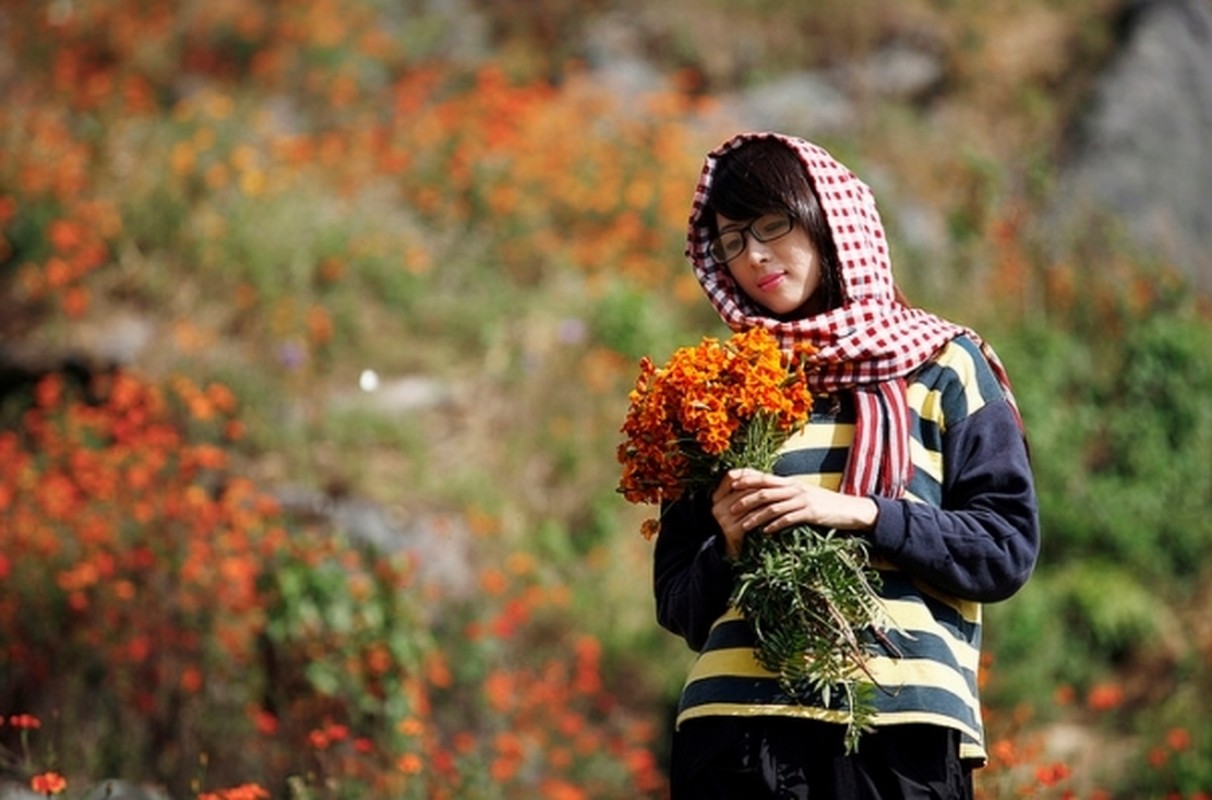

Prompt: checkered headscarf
[{"left": 687, "top": 132, "right": 1018, "bottom": 498}]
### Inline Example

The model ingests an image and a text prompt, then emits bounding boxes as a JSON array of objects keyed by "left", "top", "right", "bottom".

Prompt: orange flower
[
  {"left": 1053, "top": 684, "right": 1075, "bottom": 705},
  {"left": 1035, "top": 762, "right": 1070, "bottom": 786},
  {"left": 424, "top": 653, "right": 452, "bottom": 689},
  {"left": 397, "top": 717, "right": 424, "bottom": 737},
  {"left": 306, "top": 305, "right": 334, "bottom": 344},
  {"left": 539, "top": 779, "right": 587, "bottom": 800},
  {"left": 30, "top": 772, "right": 67, "bottom": 795},
  {"left": 396, "top": 752, "right": 423, "bottom": 774},
  {"left": 478, "top": 567, "right": 508, "bottom": 596},
  {"left": 47, "top": 218, "right": 82, "bottom": 253},
  {"left": 9, "top": 713, "right": 42, "bottom": 729},
  {"left": 1165, "top": 726, "right": 1191, "bottom": 751},
  {"left": 251, "top": 708, "right": 278, "bottom": 735},
  {"left": 35, "top": 375, "right": 62, "bottom": 409},
  {"left": 617, "top": 327, "right": 815, "bottom": 520},
  {"left": 490, "top": 757, "right": 518, "bottom": 782},
  {"left": 197, "top": 783, "right": 269, "bottom": 800},
  {"left": 1086, "top": 681, "right": 1124, "bottom": 712},
  {"left": 206, "top": 382, "right": 237, "bottom": 414},
  {"left": 61, "top": 286, "right": 90, "bottom": 318},
  {"left": 317, "top": 257, "right": 345, "bottom": 283},
  {"left": 180, "top": 666, "right": 204, "bottom": 693},
  {"left": 484, "top": 669, "right": 514, "bottom": 712}
]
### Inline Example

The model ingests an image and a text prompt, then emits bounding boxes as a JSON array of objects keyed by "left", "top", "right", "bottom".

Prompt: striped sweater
[{"left": 653, "top": 335, "right": 1039, "bottom": 764}]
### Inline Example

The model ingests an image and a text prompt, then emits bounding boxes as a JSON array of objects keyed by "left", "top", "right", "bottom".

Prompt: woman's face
[{"left": 715, "top": 212, "right": 827, "bottom": 319}]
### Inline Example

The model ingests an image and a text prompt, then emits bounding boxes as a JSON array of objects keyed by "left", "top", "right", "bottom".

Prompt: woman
[{"left": 654, "top": 132, "right": 1040, "bottom": 798}]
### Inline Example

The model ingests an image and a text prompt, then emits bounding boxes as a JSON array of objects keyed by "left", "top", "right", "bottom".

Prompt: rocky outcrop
[{"left": 1054, "top": 0, "right": 1212, "bottom": 292}]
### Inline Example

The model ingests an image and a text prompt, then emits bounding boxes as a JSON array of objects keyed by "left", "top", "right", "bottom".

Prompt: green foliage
[
  {"left": 589, "top": 279, "right": 691, "bottom": 361},
  {"left": 732, "top": 526, "right": 886, "bottom": 753},
  {"left": 1009, "top": 312, "right": 1212, "bottom": 586},
  {"left": 1, "top": 198, "right": 59, "bottom": 272},
  {"left": 1120, "top": 706, "right": 1212, "bottom": 796},
  {"left": 322, "top": 405, "right": 427, "bottom": 454},
  {"left": 983, "top": 306, "right": 1212, "bottom": 741},
  {"left": 1060, "top": 562, "right": 1168, "bottom": 659},
  {"left": 986, "top": 562, "right": 1172, "bottom": 705},
  {"left": 259, "top": 536, "right": 429, "bottom": 731}
]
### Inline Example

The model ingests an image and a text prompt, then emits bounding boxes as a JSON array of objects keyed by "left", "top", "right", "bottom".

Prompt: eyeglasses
[{"left": 708, "top": 213, "right": 795, "bottom": 264}]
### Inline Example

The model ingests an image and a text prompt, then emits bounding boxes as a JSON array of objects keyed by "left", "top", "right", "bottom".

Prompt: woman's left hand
[{"left": 721, "top": 468, "right": 879, "bottom": 534}]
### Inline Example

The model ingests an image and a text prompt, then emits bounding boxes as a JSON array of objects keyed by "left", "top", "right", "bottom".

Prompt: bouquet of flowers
[{"left": 617, "top": 327, "right": 889, "bottom": 752}]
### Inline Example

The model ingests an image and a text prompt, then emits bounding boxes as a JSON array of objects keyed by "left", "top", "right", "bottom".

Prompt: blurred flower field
[
  {"left": 3, "top": 1, "right": 1212, "bottom": 798},
  {"left": 0, "top": 2, "right": 713, "bottom": 796}
]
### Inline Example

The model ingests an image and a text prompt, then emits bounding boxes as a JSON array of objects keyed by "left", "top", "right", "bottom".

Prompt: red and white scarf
[{"left": 686, "top": 132, "right": 1018, "bottom": 498}]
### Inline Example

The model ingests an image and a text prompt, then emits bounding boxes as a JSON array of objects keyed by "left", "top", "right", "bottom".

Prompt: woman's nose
[{"left": 745, "top": 237, "right": 773, "bottom": 265}]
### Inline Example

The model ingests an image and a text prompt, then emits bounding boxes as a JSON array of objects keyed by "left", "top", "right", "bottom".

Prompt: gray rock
[
  {"left": 78, "top": 781, "right": 171, "bottom": 800},
  {"left": 582, "top": 11, "right": 670, "bottom": 99},
  {"left": 720, "top": 71, "right": 856, "bottom": 137},
  {"left": 273, "top": 485, "right": 477, "bottom": 603},
  {"left": 0, "top": 781, "right": 170, "bottom": 800},
  {"left": 836, "top": 42, "right": 945, "bottom": 102},
  {"left": 1054, "top": 0, "right": 1212, "bottom": 292},
  {"left": 0, "top": 311, "right": 153, "bottom": 376},
  {"left": 0, "top": 781, "right": 40, "bottom": 800},
  {"left": 329, "top": 374, "right": 454, "bottom": 415}
]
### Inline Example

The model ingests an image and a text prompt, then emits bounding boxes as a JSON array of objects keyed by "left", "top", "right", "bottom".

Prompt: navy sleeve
[
  {"left": 652, "top": 493, "right": 738, "bottom": 651},
  {"left": 868, "top": 396, "right": 1040, "bottom": 602}
]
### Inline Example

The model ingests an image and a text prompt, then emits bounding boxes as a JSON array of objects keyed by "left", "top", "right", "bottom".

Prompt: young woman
[{"left": 654, "top": 132, "right": 1040, "bottom": 799}]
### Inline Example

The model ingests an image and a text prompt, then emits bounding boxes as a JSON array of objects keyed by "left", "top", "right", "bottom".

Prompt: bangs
[{"left": 706, "top": 140, "right": 818, "bottom": 229}]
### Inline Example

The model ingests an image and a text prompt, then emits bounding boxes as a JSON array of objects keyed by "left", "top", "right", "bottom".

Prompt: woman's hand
[{"left": 710, "top": 468, "right": 879, "bottom": 559}]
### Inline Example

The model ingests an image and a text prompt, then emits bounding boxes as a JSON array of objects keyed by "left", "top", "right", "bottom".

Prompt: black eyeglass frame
[{"left": 707, "top": 212, "right": 796, "bottom": 264}]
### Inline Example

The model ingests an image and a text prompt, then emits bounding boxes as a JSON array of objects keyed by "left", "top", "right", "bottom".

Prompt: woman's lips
[{"left": 756, "top": 272, "right": 785, "bottom": 291}]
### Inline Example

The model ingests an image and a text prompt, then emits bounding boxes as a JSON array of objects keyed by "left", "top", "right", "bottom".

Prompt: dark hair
[{"left": 705, "top": 139, "right": 844, "bottom": 309}]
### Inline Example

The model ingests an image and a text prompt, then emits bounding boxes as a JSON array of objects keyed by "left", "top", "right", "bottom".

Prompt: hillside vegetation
[{"left": 2, "top": 1, "right": 1211, "bottom": 797}]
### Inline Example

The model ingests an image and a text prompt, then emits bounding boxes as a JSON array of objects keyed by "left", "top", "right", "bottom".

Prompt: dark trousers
[{"left": 670, "top": 716, "right": 974, "bottom": 800}]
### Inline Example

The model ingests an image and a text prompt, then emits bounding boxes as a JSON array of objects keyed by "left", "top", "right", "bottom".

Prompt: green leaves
[{"left": 730, "top": 525, "right": 888, "bottom": 753}]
